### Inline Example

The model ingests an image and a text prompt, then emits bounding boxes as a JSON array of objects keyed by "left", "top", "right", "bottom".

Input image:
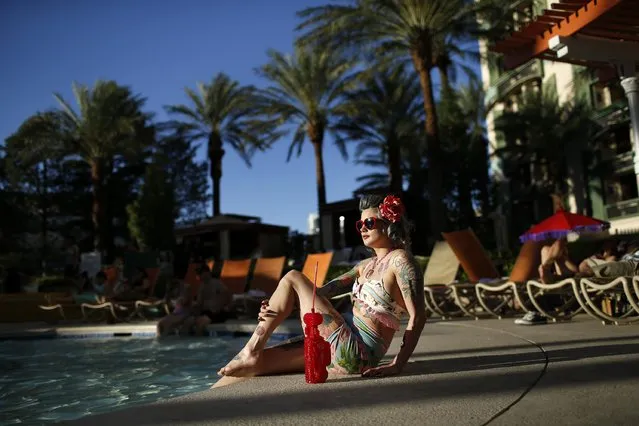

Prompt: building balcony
[
  {"left": 606, "top": 197, "right": 639, "bottom": 221},
  {"left": 485, "top": 59, "right": 543, "bottom": 112},
  {"left": 601, "top": 150, "right": 634, "bottom": 175},
  {"left": 591, "top": 101, "right": 629, "bottom": 127}
]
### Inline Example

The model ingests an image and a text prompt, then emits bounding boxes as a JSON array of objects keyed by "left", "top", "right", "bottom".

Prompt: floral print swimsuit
[{"left": 326, "top": 266, "right": 406, "bottom": 374}]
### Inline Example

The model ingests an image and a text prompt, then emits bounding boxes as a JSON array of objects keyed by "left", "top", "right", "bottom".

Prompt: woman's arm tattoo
[
  {"left": 317, "top": 260, "right": 368, "bottom": 298},
  {"left": 392, "top": 254, "right": 424, "bottom": 306}
]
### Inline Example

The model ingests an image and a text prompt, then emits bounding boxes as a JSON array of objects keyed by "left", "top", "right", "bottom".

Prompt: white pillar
[{"left": 620, "top": 76, "right": 639, "bottom": 191}]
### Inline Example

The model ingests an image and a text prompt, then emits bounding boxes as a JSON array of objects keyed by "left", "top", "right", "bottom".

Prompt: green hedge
[{"left": 34, "top": 276, "right": 77, "bottom": 293}]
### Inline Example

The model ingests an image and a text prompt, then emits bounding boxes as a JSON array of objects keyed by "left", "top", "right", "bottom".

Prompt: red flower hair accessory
[{"left": 379, "top": 195, "right": 405, "bottom": 223}]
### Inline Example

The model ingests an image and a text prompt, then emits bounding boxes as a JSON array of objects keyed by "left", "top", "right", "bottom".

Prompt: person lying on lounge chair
[
  {"left": 585, "top": 240, "right": 639, "bottom": 278},
  {"left": 517, "top": 240, "right": 626, "bottom": 326},
  {"left": 576, "top": 240, "right": 618, "bottom": 276},
  {"left": 539, "top": 239, "right": 626, "bottom": 284},
  {"left": 213, "top": 194, "right": 426, "bottom": 388}
]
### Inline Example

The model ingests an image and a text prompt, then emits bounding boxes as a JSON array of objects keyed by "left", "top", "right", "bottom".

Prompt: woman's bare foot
[{"left": 218, "top": 348, "right": 262, "bottom": 377}]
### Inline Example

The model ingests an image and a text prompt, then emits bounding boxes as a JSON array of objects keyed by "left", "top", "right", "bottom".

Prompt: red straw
[{"left": 312, "top": 261, "right": 318, "bottom": 312}]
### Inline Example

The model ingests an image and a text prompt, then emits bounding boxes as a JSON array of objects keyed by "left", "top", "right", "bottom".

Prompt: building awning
[
  {"left": 491, "top": 0, "right": 639, "bottom": 71},
  {"left": 175, "top": 215, "right": 289, "bottom": 237}
]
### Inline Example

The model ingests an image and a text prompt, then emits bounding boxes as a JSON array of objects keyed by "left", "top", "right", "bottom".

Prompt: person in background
[
  {"left": 180, "top": 264, "right": 232, "bottom": 336},
  {"left": 63, "top": 237, "right": 80, "bottom": 278},
  {"left": 113, "top": 267, "right": 151, "bottom": 301},
  {"left": 92, "top": 271, "right": 110, "bottom": 297},
  {"left": 518, "top": 239, "right": 624, "bottom": 326},
  {"left": 577, "top": 240, "right": 619, "bottom": 276},
  {"left": 156, "top": 251, "right": 174, "bottom": 298},
  {"left": 537, "top": 238, "right": 578, "bottom": 284},
  {"left": 57, "top": 271, "right": 108, "bottom": 305},
  {"left": 156, "top": 279, "right": 193, "bottom": 336}
]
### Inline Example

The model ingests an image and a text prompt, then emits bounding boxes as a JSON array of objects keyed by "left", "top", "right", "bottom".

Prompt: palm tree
[
  {"left": 165, "top": 73, "right": 275, "bottom": 216},
  {"left": 494, "top": 82, "right": 601, "bottom": 218},
  {"left": 337, "top": 65, "right": 423, "bottom": 194},
  {"left": 438, "top": 82, "right": 490, "bottom": 228},
  {"left": 8, "top": 81, "right": 150, "bottom": 254},
  {"left": 296, "top": 0, "right": 519, "bottom": 237},
  {"left": 457, "top": 82, "right": 491, "bottom": 216},
  {"left": 255, "top": 46, "right": 355, "bottom": 247},
  {"left": 433, "top": 35, "right": 480, "bottom": 94},
  {"left": 4, "top": 112, "right": 62, "bottom": 267}
]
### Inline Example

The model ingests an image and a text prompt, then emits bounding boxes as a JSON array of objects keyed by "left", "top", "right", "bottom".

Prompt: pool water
[{"left": 0, "top": 336, "right": 262, "bottom": 424}]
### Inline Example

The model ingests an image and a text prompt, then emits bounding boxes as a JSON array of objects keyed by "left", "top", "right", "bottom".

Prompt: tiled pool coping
[{"left": 0, "top": 319, "right": 303, "bottom": 341}]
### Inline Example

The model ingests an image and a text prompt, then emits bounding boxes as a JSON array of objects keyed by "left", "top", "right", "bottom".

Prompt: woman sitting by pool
[{"left": 215, "top": 194, "right": 426, "bottom": 387}]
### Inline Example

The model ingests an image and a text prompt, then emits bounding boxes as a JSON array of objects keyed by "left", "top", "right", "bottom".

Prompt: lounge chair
[
  {"left": 525, "top": 275, "right": 598, "bottom": 323},
  {"left": 38, "top": 292, "right": 100, "bottom": 322},
  {"left": 249, "top": 256, "right": 287, "bottom": 297},
  {"left": 80, "top": 267, "right": 160, "bottom": 322},
  {"left": 2, "top": 292, "right": 68, "bottom": 323},
  {"left": 303, "top": 251, "right": 349, "bottom": 307},
  {"left": 132, "top": 268, "right": 178, "bottom": 319},
  {"left": 422, "top": 241, "right": 462, "bottom": 319},
  {"left": 221, "top": 259, "right": 253, "bottom": 295},
  {"left": 577, "top": 275, "right": 639, "bottom": 325},
  {"left": 441, "top": 229, "right": 505, "bottom": 319},
  {"left": 522, "top": 248, "right": 636, "bottom": 324},
  {"left": 234, "top": 256, "right": 287, "bottom": 314},
  {"left": 474, "top": 240, "right": 543, "bottom": 319},
  {"left": 302, "top": 252, "right": 334, "bottom": 287}
]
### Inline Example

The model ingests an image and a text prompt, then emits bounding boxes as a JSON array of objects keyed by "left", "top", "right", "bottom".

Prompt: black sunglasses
[{"left": 356, "top": 217, "right": 383, "bottom": 232}]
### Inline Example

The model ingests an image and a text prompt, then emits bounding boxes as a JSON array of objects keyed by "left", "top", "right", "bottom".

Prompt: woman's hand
[
  {"left": 361, "top": 362, "right": 402, "bottom": 378},
  {"left": 258, "top": 299, "right": 277, "bottom": 321}
]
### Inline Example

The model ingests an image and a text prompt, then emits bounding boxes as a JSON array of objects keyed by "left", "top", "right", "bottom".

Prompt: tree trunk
[
  {"left": 309, "top": 123, "right": 326, "bottom": 251},
  {"left": 90, "top": 159, "right": 105, "bottom": 254},
  {"left": 412, "top": 51, "right": 447, "bottom": 238},
  {"left": 477, "top": 142, "right": 492, "bottom": 216},
  {"left": 387, "top": 137, "right": 403, "bottom": 195},
  {"left": 438, "top": 67, "right": 451, "bottom": 94},
  {"left": 458, "top": 168, "right": 475, "bottom": 229},
  {"left": 208, "top": 133, "right": 225, "bottom": 217},
  {"left": 39, "top": 161, "right": 48, "bottom": 275},
  {"left": 103, "top": 160, "right": 115, "bottom": 260}
]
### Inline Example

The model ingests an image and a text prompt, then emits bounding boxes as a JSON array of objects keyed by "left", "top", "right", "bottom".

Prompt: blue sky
[{"left": 1, "top": 0, "right": 474, "bottom": 233}]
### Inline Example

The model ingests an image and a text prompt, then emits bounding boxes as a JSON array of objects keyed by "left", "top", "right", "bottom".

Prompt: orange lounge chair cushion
[
  {"left": 302, "top": 252, "right": 334, "bottom": 287},
  {"left": 251, "top": 256, "right": 286, "bottom": 295},
  {"left": 220, "top": 259, "right": 252, "bottom": 294}
]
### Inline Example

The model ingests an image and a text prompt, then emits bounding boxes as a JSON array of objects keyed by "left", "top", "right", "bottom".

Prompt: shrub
[{"left": 34, "top": 276, "right": 77, "bottom": 293}]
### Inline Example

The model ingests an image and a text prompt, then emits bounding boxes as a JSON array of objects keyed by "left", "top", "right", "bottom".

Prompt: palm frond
[{"left": 256, "top": 45, "right": 356, "bottom": 163}]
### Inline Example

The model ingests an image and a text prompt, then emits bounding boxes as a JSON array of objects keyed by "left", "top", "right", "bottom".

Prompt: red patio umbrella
[{"left": 519, "top": 209, "right": 609, "bottom": 243}]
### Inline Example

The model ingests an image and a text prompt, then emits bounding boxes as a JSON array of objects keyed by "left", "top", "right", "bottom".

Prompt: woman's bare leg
[
  {"left": 217, "top": 270, "right": 343, "bottom": 377},
  {"left": 539, "top": 245, "right": 555, "bottom": 283}
]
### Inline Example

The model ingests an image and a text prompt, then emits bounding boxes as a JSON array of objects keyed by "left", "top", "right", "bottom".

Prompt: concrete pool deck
[{"left": 37, "top": 315, "right": 639, "bottom": 426}]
